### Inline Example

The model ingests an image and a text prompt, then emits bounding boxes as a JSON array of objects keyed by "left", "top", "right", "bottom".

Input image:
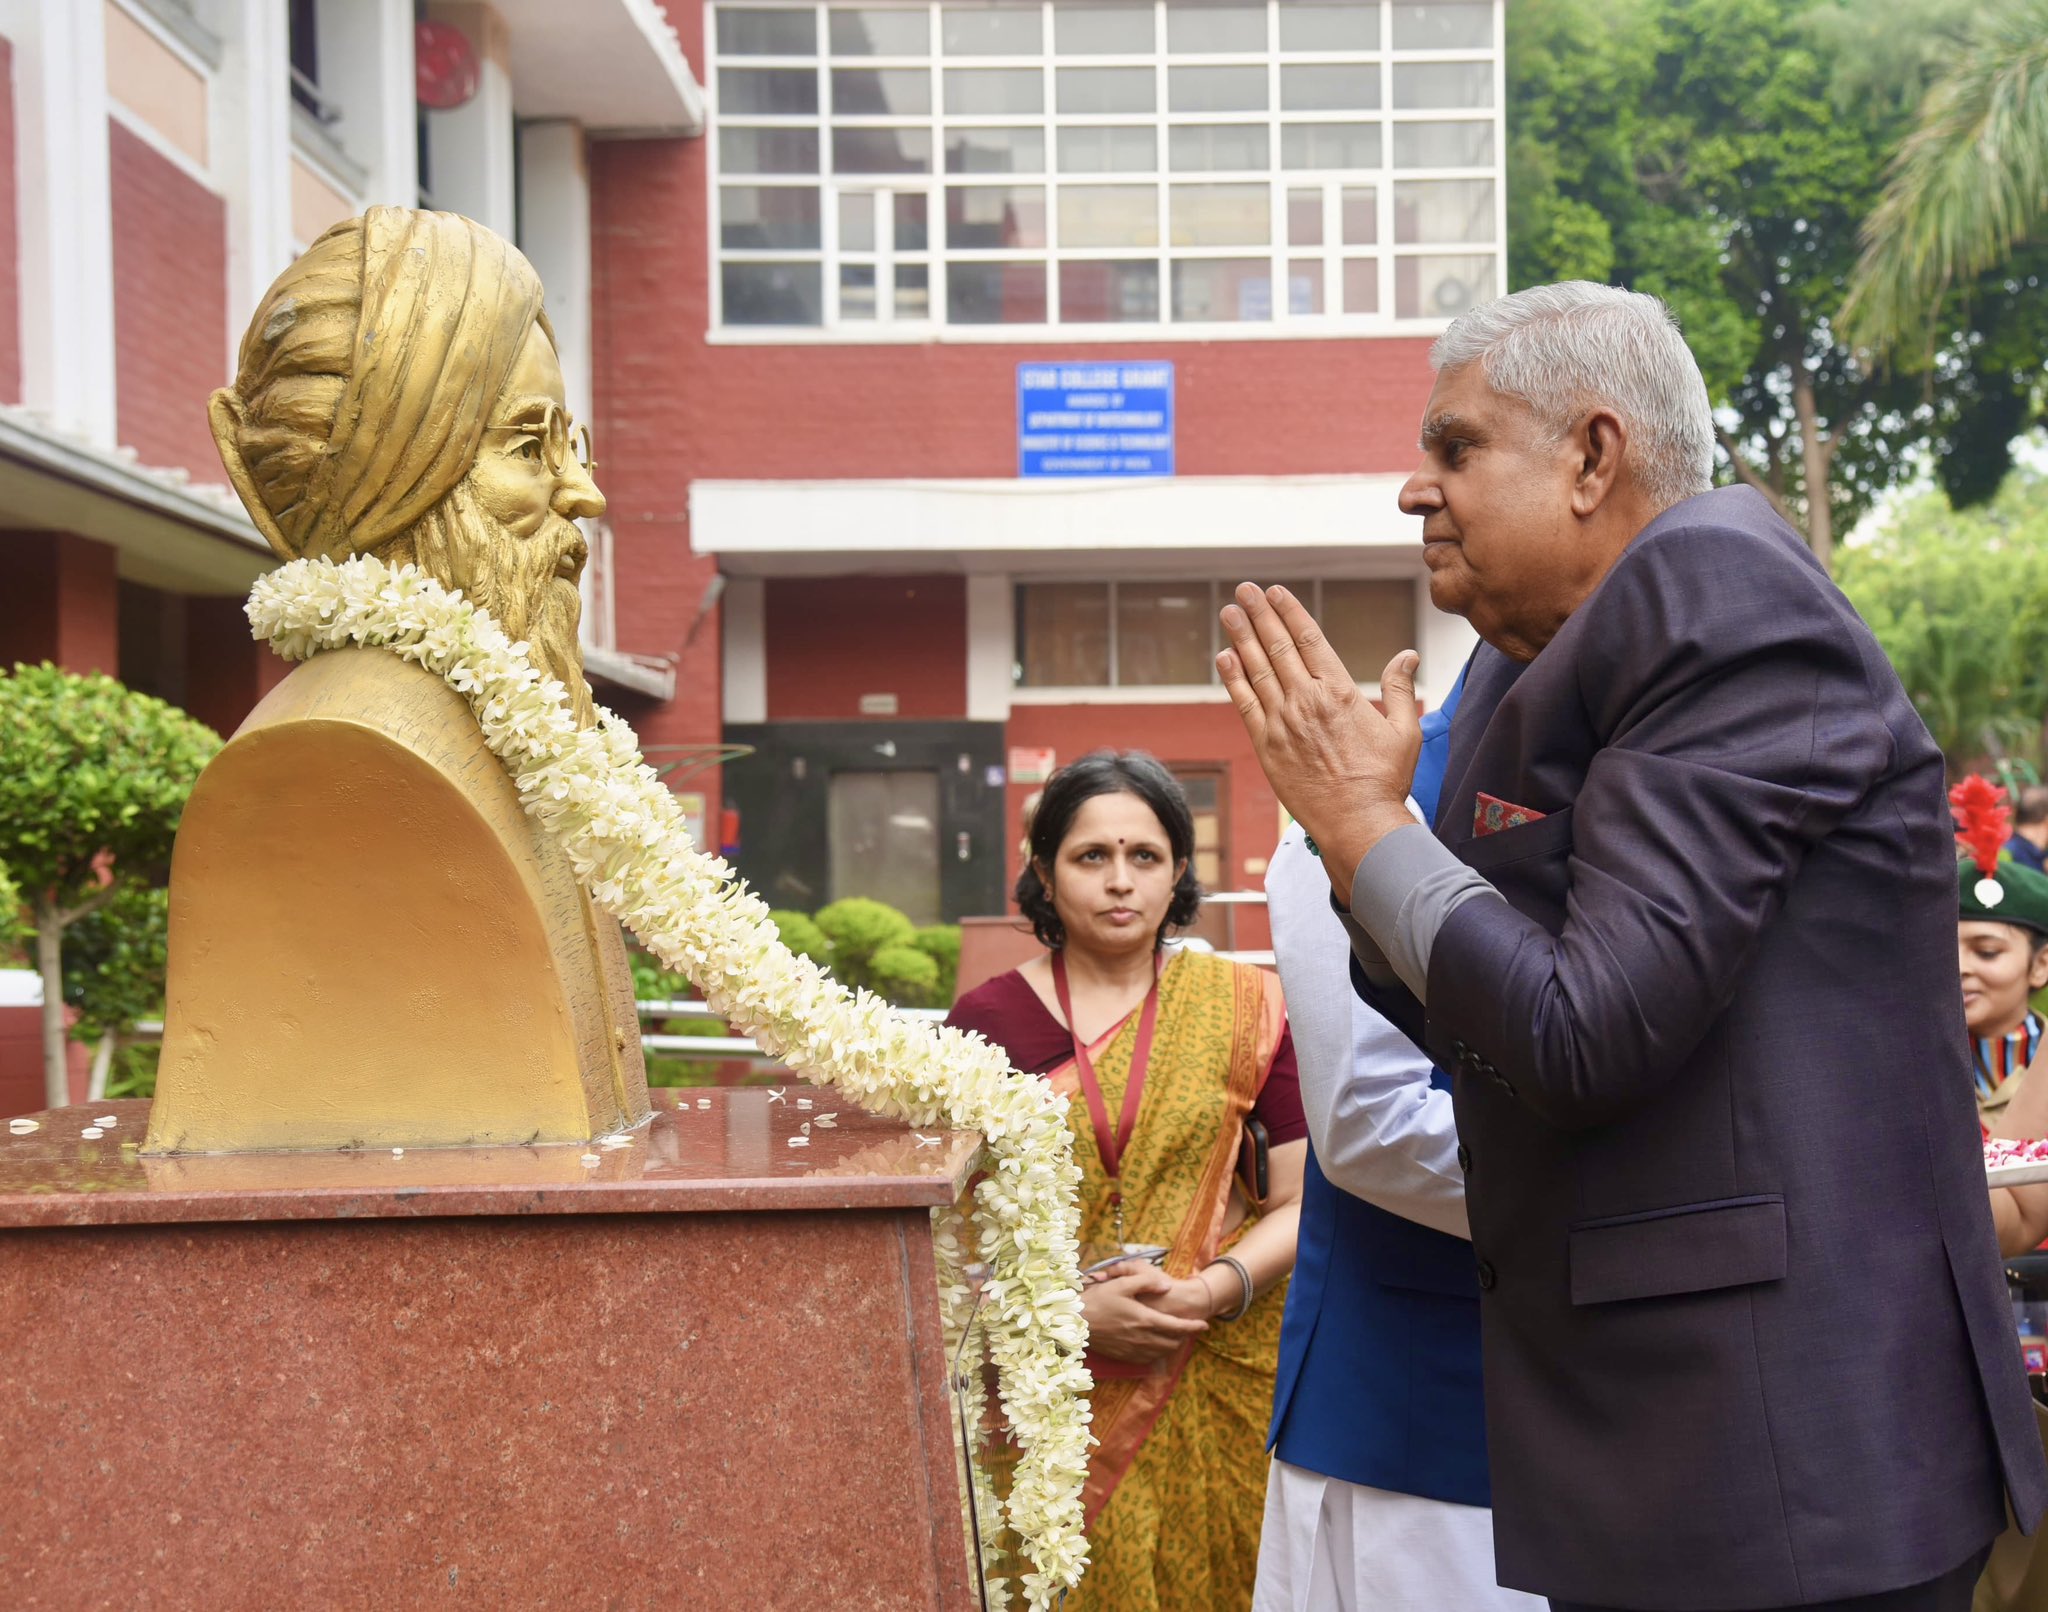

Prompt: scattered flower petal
[
  {"left": 9, "top": 1119, "right": 38, "bottom": 1135},
  {"left": 80, "top": 1127, "right": 103, "bottom": 1140}
]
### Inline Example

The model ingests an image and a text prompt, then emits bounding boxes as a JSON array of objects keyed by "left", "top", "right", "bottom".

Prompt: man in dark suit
[{"left": 1217, "top": 282, "right": 2048, "bottom": 1612}]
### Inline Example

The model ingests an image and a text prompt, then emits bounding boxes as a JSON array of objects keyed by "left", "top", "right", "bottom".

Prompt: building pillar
[
  {"left": 0, "top": 532, "right": 120, "bottom": 676},
  {"left": 183, "top": 594, "right": 284, "bottom": 737},
  {"left": 0, "top": 0, "right": 116, "bottom": 447},
  {"left": 720, "top": 576, "right": 766, "bottom": 725},
  {"left": 516, "top": 121, "right": 592, "bottom": 429},
  {"left": 421, "top": 3, "right": 513, "bottom": 238},
  {"left": 965, "top": 574, "right": 1013, "bottom": 723},
  {"left": 316, "top": 0, "right": 418, "bottom": 208},
  {"left": 214, "top": 0, "right": 294, "bottom": 362}
]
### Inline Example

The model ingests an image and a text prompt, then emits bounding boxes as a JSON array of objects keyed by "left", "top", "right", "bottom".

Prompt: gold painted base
[{"left": 144, "top": 649, "right": 651, "bottom": 1154}]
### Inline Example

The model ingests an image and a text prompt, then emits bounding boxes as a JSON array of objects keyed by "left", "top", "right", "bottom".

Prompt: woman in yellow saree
[{"left": 949, "top": 751, "right": 1307, "bottom": 1612}]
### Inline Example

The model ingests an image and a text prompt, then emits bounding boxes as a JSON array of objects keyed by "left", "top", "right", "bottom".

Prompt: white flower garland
[{"left": 246, "top": 555, "right": 1093, "bottom": 1607}]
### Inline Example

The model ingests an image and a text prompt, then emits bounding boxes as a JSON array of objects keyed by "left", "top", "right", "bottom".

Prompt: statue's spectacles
[{"left": 481, "top": 402, "right": 597, "bottom": 481}]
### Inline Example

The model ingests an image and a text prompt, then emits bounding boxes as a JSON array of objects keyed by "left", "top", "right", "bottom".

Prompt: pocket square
[{"left": 1474, "top": 792, "right": 1546, "bottom": 837}]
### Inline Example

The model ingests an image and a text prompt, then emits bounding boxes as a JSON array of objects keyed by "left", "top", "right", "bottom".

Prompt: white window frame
[
  {"left": 1010, "top": 575, "right": 1422, "bottom": 700},
  {"left": 706, "top": 0, "right": 1507, "bottom": 343}
]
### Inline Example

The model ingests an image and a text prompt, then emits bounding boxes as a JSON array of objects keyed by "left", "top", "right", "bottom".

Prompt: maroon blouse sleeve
[
  {"left": 946, "top": 971, "right": 1073, "bottom": 1076},
  {"left": 1251, "top": 1021, "right": 1307, "bottom": 1146}
]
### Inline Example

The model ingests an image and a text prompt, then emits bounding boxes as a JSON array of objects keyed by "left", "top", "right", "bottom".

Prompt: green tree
[
  {"left": 1836, "top": 466, "right": 2048, "bottom": 773},
  {"left": 0, "top": 665, "right": 219, "bottom": 1106},
  {"left": 1839, "top": 0, "right": 2048, "bottom": 363},
  {"left": 60, "top": 883, "right": 169, "bottom": 1101},
  {"left": 1508, "top": 0, "right": 2030, "bottom": 567}
]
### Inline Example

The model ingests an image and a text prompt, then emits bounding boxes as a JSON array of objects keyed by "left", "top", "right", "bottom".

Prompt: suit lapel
[{"left": 1436, "top": 643, "right": 1523, "bottom": 840}]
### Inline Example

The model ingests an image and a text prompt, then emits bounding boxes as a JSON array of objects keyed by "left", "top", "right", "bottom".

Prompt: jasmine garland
[{"left": 245, "top": 554, "right": 1093, "bottom": 1609}]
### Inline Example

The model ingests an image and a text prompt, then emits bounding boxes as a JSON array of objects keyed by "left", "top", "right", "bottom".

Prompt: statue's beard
[{"left": 382, "top": 481, "right": 595, "bottom": 728}]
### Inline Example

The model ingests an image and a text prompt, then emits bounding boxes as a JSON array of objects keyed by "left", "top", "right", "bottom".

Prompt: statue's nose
[{"left": 554, "top": 470, "right": 605, "bottom": 522}]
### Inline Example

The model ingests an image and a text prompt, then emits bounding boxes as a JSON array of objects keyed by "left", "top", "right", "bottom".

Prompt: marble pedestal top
[{"left": 0, "top": 1086, "right": 983, "bottom": 1228}]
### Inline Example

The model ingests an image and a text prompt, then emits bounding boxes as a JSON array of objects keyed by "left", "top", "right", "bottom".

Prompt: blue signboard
[{"left": 1017, "top": 361, "right": 1175, "bottom": 478}]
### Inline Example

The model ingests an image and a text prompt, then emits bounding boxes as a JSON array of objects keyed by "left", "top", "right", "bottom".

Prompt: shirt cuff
[{"left": 1348, "top": 823, "right": 1504, "bottom": 1002}]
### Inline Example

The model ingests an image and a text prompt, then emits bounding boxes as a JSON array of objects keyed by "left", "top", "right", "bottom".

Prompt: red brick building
[{"left": 0, "top": 0, "right": 1499, "bottom": 947}]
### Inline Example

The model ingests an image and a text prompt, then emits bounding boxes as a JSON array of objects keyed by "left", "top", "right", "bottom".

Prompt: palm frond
[{"left": 1841, "top": 0, "right": 2048, "bottom": 361}]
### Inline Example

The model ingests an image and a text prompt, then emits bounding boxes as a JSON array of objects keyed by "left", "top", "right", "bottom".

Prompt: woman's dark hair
[{"left": 1015, "top": 749, "right": 1203, "bottom": 950}]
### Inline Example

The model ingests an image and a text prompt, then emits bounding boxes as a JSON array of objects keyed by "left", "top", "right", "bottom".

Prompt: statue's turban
[{"left": 212, "top": 206, "right": 547, "bottom": 564}]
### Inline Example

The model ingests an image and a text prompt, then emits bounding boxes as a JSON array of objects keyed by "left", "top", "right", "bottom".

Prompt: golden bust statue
[{"left": 145, "top": 207, "right": 651, "bottom": 1154}]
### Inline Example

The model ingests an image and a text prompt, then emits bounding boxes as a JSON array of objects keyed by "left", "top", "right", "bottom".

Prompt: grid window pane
[
  {"left": 1057, "top": 66, "right": 1155, "bottom": 113},
  {"left": 1166, "top": 5, "right": 1267, "bottom": 53},
  {"left": 1393, "top": 120, "right": 1495, "bottom": 168},
  {"left": 1280, "top": 4, "right": 1380, "bottom": 50},
  {"left": 1281, "top": 64, "right": 1380, "bottom": 111},
  {"left": 1060, "top": 260, "right": 1161, "bottom": 322},
  {"left": 1394, "top": 179, "right": 1494, "bottom": 243},
  {"left": 941, "top": 5, "right": 1042, "bottom": 56},
  {"left": 1394, "top": 253, "right": 1496, "bottom": 318},
  {"left": 833, "top": 127, "right": 933, "bottom": 174},
  {"left": 722, "top": 127, "right": 822, "bottom": 175},
  {"left": 1392, "top": 4, "right": 1494, "bottom": 50},
  {"left": 1017, "top": 584, "right": 1109, "bottom": 687},
  {"left": 721, "top": 185, "right": 821, "bottom": 249},
  {"left": 1342, "top": 185, "right": 1377, "bottom": 244},
  {"left": 1055, "top": 3, "right": 1153, "bottom": 54},
  {"left": 839, "top": 192, "right": 876, "bottom": 251},
  {"left": 946, "top": 126, "right": 1048, "bottom": 173},
  {"left": 839, "top": 264, "right": 877, "bottom": 319},
  {"left": 721, "top": 68, "right": 818, "bottom": 115},
  {"left": 1342, "top": 256, "right": 1378, "bottom": 312},
  {"left": 717, "top": 7, "right": 815, "bottom": 56},
  {"left": 1169, "top": 124, "right": 1270, "bottom": 171},
  {"left": 896, "top": 263, "right": 931, "bottom": 318},
  {"left": 1059, "top": 184, "right": 1159, "bottom": 246},
  {"left": 895, "top": 192, "right": 930, "bottom": 248},
  {"left": 1282, "top": 122, "right": 1382, "bottom": 168},
  {"left": 1059, "top": 124, "right": 1157, "bottom": 171},
  {"left": 1172, "top": 258, "right": 1272, "bottom": 321},
  {"left": 1117, "top": 583, "right": 1214, "bottom": 686},
  {"left": 947, "top": 184, "right": 1047, "bottom": 247},
  {"left": 1394, "top": 62, "right": 1493, "bottom": 109},
  {"left": 722, "top": 261, "right": 823, "bottom": 325},
  {"left": 710, "top": 1, "right": 1497, "bottom": 332},
  {"left": 945, "top": 67, "right": 1044, "bottom": 114},
  {"left": 1169, "top": 65, "right": 1267, "bottom": 113},
  {"left": 1287, "top": 188, "right": 1323, "bottom": 245},
  {"left": 1323, "top": 581, "right": 1415, "bottom": 680},
  {"left": 834, "top": 68, "right": 932, "bottom": 116},
  {"left": 1289, "top": 259, "right": 1325, "bottom": 313},
  {"left": 1171, "top": 184, "right": 1270, "bottom": 246},
  {"left": 830, "top": 7, "right": 930, "bottom": 55},
  {"left": 948, "top": 261, "right": 1048, "bottom": 322}
]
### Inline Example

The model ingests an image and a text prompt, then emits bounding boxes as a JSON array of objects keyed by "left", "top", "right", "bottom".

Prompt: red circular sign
[{"left": 415, "top": 21, "right": 481, "bottom": 111}]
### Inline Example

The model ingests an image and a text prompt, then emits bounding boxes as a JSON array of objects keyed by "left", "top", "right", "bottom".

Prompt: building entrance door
[{"left": 828, "top": 769, "right": 942, "bottom": 925}]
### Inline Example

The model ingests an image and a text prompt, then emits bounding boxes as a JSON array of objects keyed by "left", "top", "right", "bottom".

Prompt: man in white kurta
[{"left": 1254, "top": 824, "right": 1539, "bottom": 1611}]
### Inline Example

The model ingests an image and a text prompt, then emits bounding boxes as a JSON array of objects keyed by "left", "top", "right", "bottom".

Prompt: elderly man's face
[{"left": 1397, "top": 362, "right": 1596, "bottom": 662}]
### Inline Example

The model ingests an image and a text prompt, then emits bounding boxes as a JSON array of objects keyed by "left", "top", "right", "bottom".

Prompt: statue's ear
[{"left": 208, "top": 388, "right": 297, "bottom": 563}]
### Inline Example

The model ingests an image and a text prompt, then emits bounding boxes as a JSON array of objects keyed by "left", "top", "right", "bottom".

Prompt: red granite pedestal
[{"left": 0, "top": 1089, "right": 985, "bottom": 1611}]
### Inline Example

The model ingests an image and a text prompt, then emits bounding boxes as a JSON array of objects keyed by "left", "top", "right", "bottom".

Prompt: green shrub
[
  {"left": 815, "top": 897, "right": 916, "bottom": 987},
  {"left": 912, "top": 924, "right": 961, "bottom": 1003},
  {"left": 0, "top": 861, "right": 21, "bottom": 965},
  {"left": 868, "top": 943, "right": 942, "bottom": 1008},
  {"left": 769, "top": 908, "right": 831, "bottom": 964}
]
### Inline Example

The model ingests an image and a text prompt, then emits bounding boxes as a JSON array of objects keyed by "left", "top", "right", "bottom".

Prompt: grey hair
[{"left": 1429, "top": 282, "right": 1715, "bottom": 513}]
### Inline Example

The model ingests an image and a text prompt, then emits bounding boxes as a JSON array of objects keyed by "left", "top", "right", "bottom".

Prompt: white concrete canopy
[{"left": 495, "top": 0, "right": 704, "bottom": 134}]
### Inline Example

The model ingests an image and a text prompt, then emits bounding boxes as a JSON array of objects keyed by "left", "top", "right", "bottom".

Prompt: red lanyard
[{"left": 1052, "top": 950, "right": 1161, "bottom": 1239}]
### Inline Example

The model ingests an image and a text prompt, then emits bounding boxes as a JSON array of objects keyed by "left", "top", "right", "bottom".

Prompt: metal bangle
[{"left": 1211, "top": 1255, "right": 1254, "bottom": 1322}]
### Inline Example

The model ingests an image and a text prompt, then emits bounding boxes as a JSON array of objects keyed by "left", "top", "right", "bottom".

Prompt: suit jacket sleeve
[{"left": 1424, "top": 524, "right": 1899, "bottom": 1131}]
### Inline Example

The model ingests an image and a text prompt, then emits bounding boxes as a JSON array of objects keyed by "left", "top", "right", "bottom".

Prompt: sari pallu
[{"left": 1057, "top": 948, "right": 1290, "bottom": 1612}]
